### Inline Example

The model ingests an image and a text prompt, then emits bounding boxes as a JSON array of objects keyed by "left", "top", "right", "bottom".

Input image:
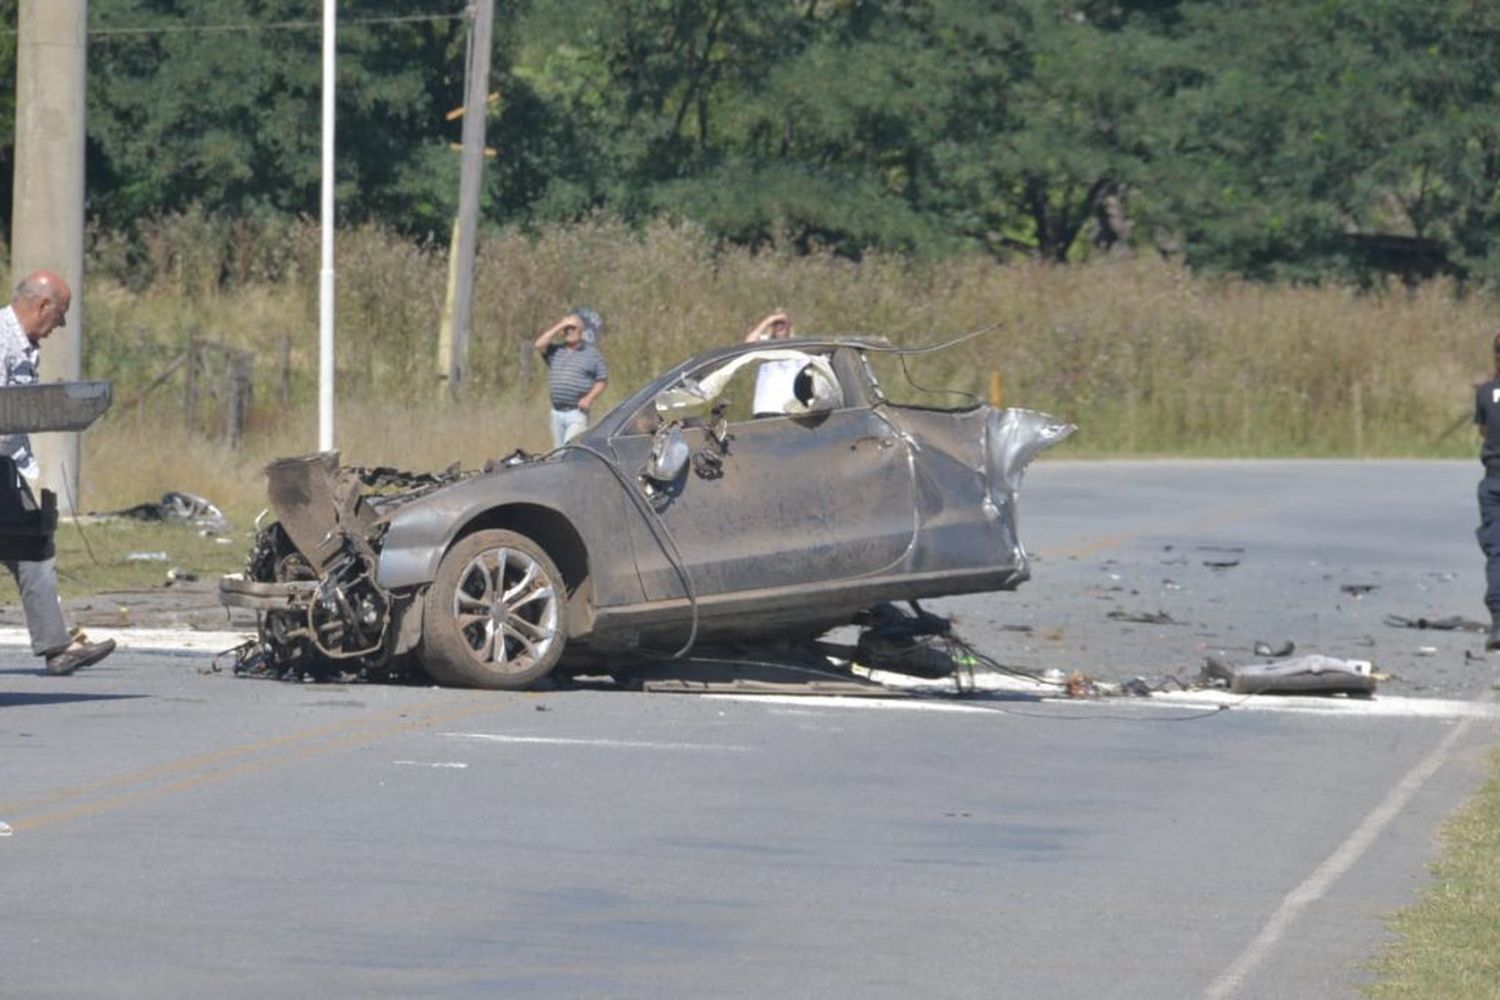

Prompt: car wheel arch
[{"left": 447, "top": 503, "right": 590, "bottom": 609}]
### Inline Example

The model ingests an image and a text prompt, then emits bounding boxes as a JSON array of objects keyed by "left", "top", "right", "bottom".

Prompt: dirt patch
[{"left": 0, "top": 578, "right": 256, "bottom": 633}]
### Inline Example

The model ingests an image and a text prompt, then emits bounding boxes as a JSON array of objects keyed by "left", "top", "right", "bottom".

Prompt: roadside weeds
[{"left": 1366, "top": 747, "right": 1500, "bottom": 999}]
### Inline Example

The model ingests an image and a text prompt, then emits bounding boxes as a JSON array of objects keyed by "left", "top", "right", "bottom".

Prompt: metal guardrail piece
[{"left": 0, "top": 380, "right": 113, "bottom": 434}]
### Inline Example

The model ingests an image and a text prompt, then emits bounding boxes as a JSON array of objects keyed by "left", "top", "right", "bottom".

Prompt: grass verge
[
  {"left": 1365, "top": 747, "right": 1500, "bottom": 999},
  {"left": 0, "top": 520, "right": 250, "bottom": 601}
]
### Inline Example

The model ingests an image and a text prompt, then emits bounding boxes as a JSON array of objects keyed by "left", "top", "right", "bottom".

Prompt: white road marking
[
  {"left": 441, "top": 733, "right": 751, "bottom": 752},
  {"left": 705, "top": 694, "right": 1002, "bottom": 714},
  {"left": 1202, "top": 693, "right": 1492, "bottom": 1000},
  {"left": 705, "top": 691, "right": 1500, "bottom": 721},
  {"left": 392, "top": 760, "right": 469, "bottom": 769},
  {"left": 0, "top": 626, "right": 253, "bottom": 654},
  {"left": 1149, "top": 690, "right": 1500, "bottom": 720}
]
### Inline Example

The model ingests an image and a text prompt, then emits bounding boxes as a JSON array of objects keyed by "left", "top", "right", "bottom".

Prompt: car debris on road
[{"left": 1203, "top": 653, "right": 1377, "bottom": 696}]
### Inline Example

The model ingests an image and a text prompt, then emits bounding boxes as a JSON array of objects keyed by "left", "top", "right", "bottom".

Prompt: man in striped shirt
[{"left": 534, "top": 309, "right": 608, "bottom": 447}]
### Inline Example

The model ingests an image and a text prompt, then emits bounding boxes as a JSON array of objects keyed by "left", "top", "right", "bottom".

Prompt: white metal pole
[{"left": 318, "top": 0, "right": 336, "bottom": 451}]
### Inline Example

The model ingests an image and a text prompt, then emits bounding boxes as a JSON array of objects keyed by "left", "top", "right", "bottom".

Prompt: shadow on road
[{"left": 0, "top": 691, "right": 148, "bottom": 707}]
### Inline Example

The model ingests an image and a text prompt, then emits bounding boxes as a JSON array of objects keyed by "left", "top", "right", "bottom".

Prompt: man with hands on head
[
  {"left": 743, "top": 309, "right": 808, "bottom": 418},
  {"left": 534, "top": 308, "right": 608, "bottom": 447}
]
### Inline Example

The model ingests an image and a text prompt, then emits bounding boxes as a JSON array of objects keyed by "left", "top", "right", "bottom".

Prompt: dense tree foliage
[{"left": 0, "top": 0, "right": 1495, "bottom": 282}]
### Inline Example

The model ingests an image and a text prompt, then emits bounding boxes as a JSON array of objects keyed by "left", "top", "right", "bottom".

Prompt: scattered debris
[
  {"left": 853, "top": 602, "right": 963, "bottom": 678},
  {"left": 1107, "top": 609, "right": 1183, "bottom": 625},
  {"left": 1065, "top": 672, "right": 1095, "bottom": 698},
  {"left": 1197, "top": 545, "right": 1245, "bottom": 554},
  {"left": 1203, "top": 654, "right": 1376, "bottom": 696},
  {"left": 164, "top": 567, "right": 198, "bottom": 586},
  {"left": 1341, "top": 583, "right": 1379, "bottom": 598},
  {"left": 1384, "top": 614, "right": 1485, "bottom": 632},
  {"left": 107, "top": 491, "right": 229, "bottom": 531},
  {"left": 1253, "top": 639, "right": 1296, "bottom": 657},
  {"left": 1415, "top": 646, "right": 1438, "bottom": 657},
  {"left": 0, "top": 820, "right": 10, "bottom": 836},
  {"left": 1203, "top": 559, "right": 1240, "bottom": 569},
  {"left": 125, "top": 551, "right": 169, "bottom": 562}
]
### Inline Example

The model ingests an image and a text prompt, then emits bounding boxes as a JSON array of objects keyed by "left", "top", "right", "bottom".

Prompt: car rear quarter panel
[{"left": 882, "top": 403, "right": 1029, "bottom": 578}]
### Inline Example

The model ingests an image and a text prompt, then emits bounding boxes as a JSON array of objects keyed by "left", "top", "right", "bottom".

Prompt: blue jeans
[{"left": 550, "top": 407, "right": 588, "bottom": 448}]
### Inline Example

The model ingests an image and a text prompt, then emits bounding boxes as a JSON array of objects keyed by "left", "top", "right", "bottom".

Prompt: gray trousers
[{"left": 4, "top": 556, "right": 69, "bottom": 656}]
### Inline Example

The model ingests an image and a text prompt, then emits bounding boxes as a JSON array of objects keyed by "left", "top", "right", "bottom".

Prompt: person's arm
[
  {"left": 578, "top": 351, "right": 609, "bottom": 412},
  {"left": 744, "top": 311, "right": 790, "bottom": 343},
  {"left": 534, "top": 314, "right": 577, "bottom": 353},
  {"left": 578, "top": 379, "right": 608, "bottom": 412}
]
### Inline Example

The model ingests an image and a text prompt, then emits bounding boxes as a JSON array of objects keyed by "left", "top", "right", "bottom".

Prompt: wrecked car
[{"left": 219, "top": 337, "right": 1073, "bottom": 689}]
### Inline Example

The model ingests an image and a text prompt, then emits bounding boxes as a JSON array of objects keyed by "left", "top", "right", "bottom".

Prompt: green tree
[
  {"left": 86, "top": 0, "right": 473, "bottom": 235},
  {"left": 1139, "top": 0, "right": 1500, "bottom": 282}
]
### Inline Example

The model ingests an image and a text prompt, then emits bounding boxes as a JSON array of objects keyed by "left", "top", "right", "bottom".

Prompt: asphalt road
[{"left": 2, "top": 460, "right": 1497, "bottom": 999}]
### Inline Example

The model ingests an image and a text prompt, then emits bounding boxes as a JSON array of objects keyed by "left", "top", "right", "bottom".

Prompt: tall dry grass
[{"left": 76, "top": 215, "right": 1496, "bottom": 522}]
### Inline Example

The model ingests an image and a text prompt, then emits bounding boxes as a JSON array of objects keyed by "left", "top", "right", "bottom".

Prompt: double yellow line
[{"left": 1, "top": 694, "right": 501, "bottom": 835}]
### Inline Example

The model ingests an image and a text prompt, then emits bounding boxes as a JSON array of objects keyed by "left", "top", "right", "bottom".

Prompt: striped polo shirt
[{"left": 543, "top": 343, "right": 608, "bottom": 409}]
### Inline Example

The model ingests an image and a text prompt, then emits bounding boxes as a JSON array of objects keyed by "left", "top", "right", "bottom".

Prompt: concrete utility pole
[
  {"left": 437, "top": 0, "right": 495, "bottom": 400},
  {"left": 10, "top": 0, "right": 87, "bottom": 512}
]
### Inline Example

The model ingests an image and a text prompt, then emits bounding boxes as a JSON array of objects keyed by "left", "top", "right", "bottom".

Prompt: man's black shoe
[{"left": 45, "top": 637, "right": 117, "bottom": 676}]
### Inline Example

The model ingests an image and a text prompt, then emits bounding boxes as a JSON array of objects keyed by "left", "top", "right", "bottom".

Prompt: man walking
[
  {"left": 534, "top": 309, "right": 608, "bottom": 447},
  {"left": 1, "top": 270, "right": 116, "bottom": 675}
]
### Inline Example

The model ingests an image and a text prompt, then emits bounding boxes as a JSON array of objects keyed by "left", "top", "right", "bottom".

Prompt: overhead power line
[{"left": 0, "top": 11, "right": 468, "bottom": 38}]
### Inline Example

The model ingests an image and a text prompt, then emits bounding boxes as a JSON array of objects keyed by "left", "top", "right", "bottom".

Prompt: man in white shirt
[
  {"left": 743, "top": 310, "right": 808, "bottom": 417},
  {"left": 0, "top": 270, "right": 116, "bottom": 675}
]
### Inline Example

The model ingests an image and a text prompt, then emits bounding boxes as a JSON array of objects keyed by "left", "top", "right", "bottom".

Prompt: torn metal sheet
[
  {"left": 1107, "top": 609, "right": 1184, "bottom": 626},
  {"left": 1384, "top": 614, "right": 1485, "bottom": 632},
  {"left": 221, "top": 337, "right": 1072, "bottom": 690},
  {"left": 1204, "top": 654, "right": 1377, "bottom": 696}
]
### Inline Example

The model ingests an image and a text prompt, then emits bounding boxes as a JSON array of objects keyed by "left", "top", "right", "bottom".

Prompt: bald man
[{"left": 1, "top": 270, "right": 115, "bottom": 675}]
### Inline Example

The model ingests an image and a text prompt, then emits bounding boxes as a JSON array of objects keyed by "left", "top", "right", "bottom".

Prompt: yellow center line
[{"left": 2, "top": 694, "right": 499, "bottom": 832}]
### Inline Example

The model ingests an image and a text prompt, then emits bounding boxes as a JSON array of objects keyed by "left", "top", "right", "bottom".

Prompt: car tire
[{"left": 419, "top": 529, "right": 567, "bottom": 690}]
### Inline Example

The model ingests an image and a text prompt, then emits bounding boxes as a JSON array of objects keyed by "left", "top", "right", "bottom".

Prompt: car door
[{"left": 609, "top": 352, "right": 918, "bottom": 602}]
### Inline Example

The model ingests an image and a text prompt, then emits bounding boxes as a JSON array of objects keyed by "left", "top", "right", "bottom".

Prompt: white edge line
[
  {"left": 1202, "top": 702, "right": 1487, "bottom": 1000},
  {"left": 392, "top": 761, "right": 469, "bottom": 769},
  {"left": 704, "top": 692, "right": 1500, "bottom": 721},
  {"left": 440, "top": 733, "right": 751, "bottom": 752},
  {"left": 703, "top": 694, "right": 999, "bottom": 714}
]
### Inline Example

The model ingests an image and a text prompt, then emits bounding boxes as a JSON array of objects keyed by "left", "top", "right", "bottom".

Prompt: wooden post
[
  {"left": 1352, "top": 379, "right": 1364, "bottom": 457},
  {"left": 1240, "top": 390, "right": 1252, "bottom": 453},
  {"left": 277, "top": 335, "right": 292, "bottom": 407},
  {"left": 225, "top": 349, "right": 253, "bottom": 449},
  {"left": 184, "top": 339, "right": 201, "bottom": 428}
]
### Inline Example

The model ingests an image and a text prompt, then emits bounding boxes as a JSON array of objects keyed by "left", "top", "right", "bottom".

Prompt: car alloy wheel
[{"left": 420, "top": 529, "right": 569, "bottom": 689}]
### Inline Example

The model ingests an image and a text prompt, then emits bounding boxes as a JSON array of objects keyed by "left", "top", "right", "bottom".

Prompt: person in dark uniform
[{"left": 1474, "top": 331, "right": 1500, "bottom": 650}]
